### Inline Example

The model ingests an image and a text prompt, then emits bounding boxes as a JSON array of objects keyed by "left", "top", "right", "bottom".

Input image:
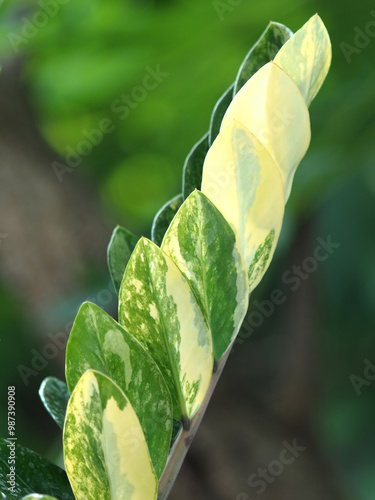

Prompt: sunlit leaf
[
  {"left": 22, "top": 495, "right": 59, "bottom": 500},
  {"left": 151, "top": 194, "right": 183, "bottom": 247},
  {"left": 274, "top": 14, "right": 332, "bottom": 106},
  {"left": 201, "top": 121, "right": 285, "bottom": 291},
  {"left": 182, "top": 134, "right": 209, "bottom": 199},
  {"left": 208, "top": 85, "right": 234, "bottom": 146},
  {"left": 119, "top": 238, "right": 213, "bottom": 422},
  {"left": 64, "top": 370, "right": 157, "bottom": 500},
  {"left": 235, "top": 21, "right": 293, "bottom": 93},
  {"left": 107, "top": 226, "right": 138, "bottom": 295},
  {"left": 65, "top": 302, "right": 172, "bottom": 478},
  {"left": 222, "top": 62, "right": 310, "bottom": 201},
  {"left": 162, "top": 190, "right": 248, "bottom": 360},
  {"left": 0, "top": 439, "right": 74, "bottom": 500},
  {"left": 39, "top": 377, "right": 69, "bottom": 430}
]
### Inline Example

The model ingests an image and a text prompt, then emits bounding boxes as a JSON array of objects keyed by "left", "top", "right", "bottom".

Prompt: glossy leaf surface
[
  {"left": 182, "top": 134, "right": 209, "bottom": 199},
  {"left": 162, "top": 190, "right": 248, "bottom": 360},
  {"left": 107, "top": 226, "right": 138, "bottom": 294},
  {"left": 65, "top": 302, "right": 172, "bottom": 478},
  {"left": 39, "top": 377, "right": 69, "bottom": 430},
  {"left": 119, "top": 238, "right": 213, "bottom": 421},
  {"left": 151, "top": 194, "right": 183, "bottom": 247},
  {"left": 201, "top": 121, "right": 285, "bottom": 291},
  {"left": 64, "top": 370, "right": 157, "bottom": 500}
]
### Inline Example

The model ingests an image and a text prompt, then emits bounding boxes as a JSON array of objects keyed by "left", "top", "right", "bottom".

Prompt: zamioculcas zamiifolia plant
[{"left": 0, "top": 14, "right": 331, "bottom": 500}]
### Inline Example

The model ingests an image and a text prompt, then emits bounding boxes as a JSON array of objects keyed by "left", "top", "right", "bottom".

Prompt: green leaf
[
  {"left": 274, "top": 14, "right": 332, "bottom": 106},
  {"left": 65, "top": 302, "right": 172, "bottom": 478},
  {"left": 208, "top": 85, "right": 234, "bottom": 146},
  {"left": 162, "top": 190, "right": 248, "bottom": 360},
  {"left": 107, "top": 226, "right": 139, "bottom": 294},
  {"left": 182, "top": 134, "right": 209, "bottom": 199},
  {"left": 201, "top": 121, "right": 285, "bottom": 292},
  {"left": 22, "top": 495, "right": 59, "bottom": 500},
  {"left": 171, "top": 419, "right": 182, "bottom": 445},
  {"left": 235, "top": 21, "right": 293, "bottom": 93},
  {"left": 222, "top": 62, "right": 311, "bottom": 201},
  {"left": 39, "top": 377, "right": 69, "bottom": 430},
  {"left": 151, "top": 194, "right": 183, "bottom": 247},
  {"left": 1, "top": 493, "right": 10, "bottom": 499},
  {"left": 119, "top": 238, "right": 213, "bottom": 422},
  {"left": 0, "top": 439, "right": 74, "bottom": 500},
  {"left": 63, "top": 370, "right": 157, "bottom": 500}
]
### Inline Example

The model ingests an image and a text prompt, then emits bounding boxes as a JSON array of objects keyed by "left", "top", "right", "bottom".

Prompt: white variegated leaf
[
  {"left": 118, "top": 238, "right": 213, "bottom": 421},
  {"left": 201, "top": 121, "right": 285, "bottom": 292},
  {"left": 162, "top": 190, "right": 248, "bottom": 360},
  {"left": 274, "top": 14, "right": 332, "bottom": 106},
  {"left": 221, "top": 61, "right": 310, "bottom": 201},
  {"left": 63, "top": 370, "right": 157, "bottom": 500}
]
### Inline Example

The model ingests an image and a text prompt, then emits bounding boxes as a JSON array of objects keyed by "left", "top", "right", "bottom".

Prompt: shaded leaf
[
  {"left": 39, "top": 377, "right": 69, "bottom": 430},
  {"left": 107, "top": 225, "right": 138, "bottom": 295},
  {"left": 201, "top": 121, "right": 285, "bottom": 291},
  {"left": 162, "top": 190, "right": 248, "bottom": 360},
  {"left": 182, "top": 134, "right": 209, "bottom": 199},
  {"left": 64, "top": 370, "right": 157, "bottom": 500},
  {"left": 119, "top": 238, "right": 213, "bottom": 422},
  {"left": 208, "top": 85, "right": 234, "bottom": 146},
  {"left": 0, "top": 439, "right": 74, "bottom": 500},
  {"left": 222, "top": 62, "right": 310, "bottom": 201},
  {"left": 274, "top": 14, "right": 332, "bottom": 106},
  {"left": 151, "top": 194, "right": 183, "bottom": 247},
  {"left": 65, "top": 302, "right": 172, "bottom": 478},
  {"left": 235, "top": 21, "right": 293, "bottom": 93}
]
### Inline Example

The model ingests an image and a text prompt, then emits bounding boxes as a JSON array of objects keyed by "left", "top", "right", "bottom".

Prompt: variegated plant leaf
[
  {"left": 65, "top": 301, "right": 172, "bottom": 478},
  {"left": 39, "top": 377, "right": 69, "bottom": 430},
  {"left": 235, "top": 21, "right": 293, "bottom": 93},
  {"left": 162, "top": 190, "right": 248, "bottom": 360},
  {"left": 151, "top": 194, "right": 183, "bottom": 247},
  {"left": 222, "top": 61, "right": 311, "bottom": 201},
  {"left": 0, "top": 439, "right": 74, "bottom": 500},
  {"left": 274, "top": 14, "right": 332, "bottom": 106},
  {"left": 63, "top": 370, "right": 157, "bottom": 500},
  {"left": 107, "top": 225, "right": 139, "bottom": 294},
  {"left": 208, "top": 85, "right": 234, "bottom": 146},
  {"left": 182, "top": 133, "right": 209, "bottom": 199},
  {"left": 201, "top": 121, "right": 285, "bottom": 292},
  {"left": 118, "top": 238, "right": 213, "bottom": 422},
  {"left": 22, "top": 496, "right": 59, "bottom": 500}
]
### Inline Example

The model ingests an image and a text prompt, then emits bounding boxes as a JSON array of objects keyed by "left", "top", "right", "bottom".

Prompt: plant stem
[{"left": 157, "top": 348, "right": 231, "bottom": 500}]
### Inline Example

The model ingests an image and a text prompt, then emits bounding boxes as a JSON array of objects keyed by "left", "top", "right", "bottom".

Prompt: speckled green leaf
[
  {"left": 201, "top": 121, "right": 285, "bottom": 292},
  {"left": 65, "top": 302, "right": 172, "bottom": 478},
  {"left": 22, "top": 495, "right": 59, "bottom": 500},
  {"left": 222, "top": 62, "right": 311, "bottom": 201},
  {"left": 235, "top": 21, "right": 293, "bottom": 93},
  {"left": 208, "top": 85, "right": 234, "bottom": 146},
  {"left": 151, "top": 194, "right": 183, "bottom": 247},
  {"left": 119, "top": 238, "right": 213, "bottom": 422},
  {"left": 274, "top": 14, "right": 332, "bottom": 106},
  {"left": 182, "top": 134, "right": 209, "bottom": 199},
  {"left": 107, "top": 226, "right": 138, "bottom": 294},
  {"left": 63, "top": 370, "right": 157, "bottom": 500},
  {"left": 39, "top": 377, "right": 69, "bottom": 430},
  {"left": 162, "top": 190, "right": 248, "bottom": 360},
  {"left": 0, "top": 439, "right": 74, "bottom": 500}
]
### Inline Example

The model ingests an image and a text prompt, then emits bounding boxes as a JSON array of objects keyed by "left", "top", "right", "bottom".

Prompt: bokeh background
[{"left": 0, "top": 0, "right": 374, "bottom": 499}]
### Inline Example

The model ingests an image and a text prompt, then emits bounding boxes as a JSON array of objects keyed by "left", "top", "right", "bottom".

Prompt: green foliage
[
  {"left": 0, "top": 439, "right": 74, "bottom": 500},
  {"left": 0, "top": 13, "right": 332, "bottom": 500}
]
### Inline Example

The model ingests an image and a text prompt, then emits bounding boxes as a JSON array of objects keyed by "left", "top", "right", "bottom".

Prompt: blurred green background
[{"left": 0, "top": 0, "right": 374, "bottom": 499}]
